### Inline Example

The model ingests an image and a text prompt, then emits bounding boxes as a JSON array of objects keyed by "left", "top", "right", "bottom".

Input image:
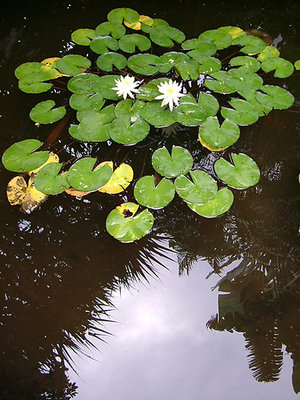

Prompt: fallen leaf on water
[{"left": 64, "top": 187, "right": 91, "bottom": 197}]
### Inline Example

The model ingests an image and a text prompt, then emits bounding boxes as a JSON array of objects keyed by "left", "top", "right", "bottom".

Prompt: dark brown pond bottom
[{"left": 0, "top": 0, "right": 299, "bottom": 399}]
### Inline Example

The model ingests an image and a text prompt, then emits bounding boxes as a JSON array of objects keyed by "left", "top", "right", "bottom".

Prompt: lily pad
[
  {"left": 109, "top": 114, "right": 150, "bottom": 145},
  {"left": 95, "top": 21, "right": 126, "bottom": 39},
  {"left": 69, "top": 93, "right": 105, "bottom": 111},
  {"left": 71, "top": 29, "right": 96, "bottom": 46},
  {"left": 150, "top": 25, "right": 185, "bottom": 47},
  {"left": 226, "top": 67, "right": 263, "bottom": 92},
  {"left": 214, "top": 153, "right": 260, "bottom": 189},
  {"left": 107, "top": 8, "right": 140, "bottom": 25},
  {"left": 217, "top": 26, "right": 245, "bottom": 39},
  {"left": 90, "top": 36, "right": 119, "bottom": 55},
  {"left": 205, "top": 71, "right": 236, "bottom": 95},
  {"left": 181, "top": 38, "right": 217, "bottom": 56},
  {"left": 106, "top": 202, "right": 154, "bottom": 243},
  {"left": 199, "top": 116, "right": 240, "bottom": 150},
  {"left": 34, "top": 163, "right": 70, "bottom": 195},
  {"left": 67, "top": 73, "right": 101, "bottom": 95},
  {"left": 173, "top": 93, "right": 207, "bottom": 126},
  {"left": 96, "top": 52, "right": 127, "bottom": 72},
  {"left": 158, "top": 52, "right": 190, "bottom": 73},
  {"left": 114, "top": 98, "right": 145, "bottom": 119},
  {"left": 188, "top": 187, "right": 234, "bottom": 218},
  {"left": 119, "top": 34, "right": 151, "bottom": 53},
  {"left": 151, "top": 146, "right": 194, "bottom": 178},
  {"left": 256, "top": 85, "right": 294, "bottom": 110},
  {"left": 221, "top": 98, "right": 259, "bottom": 126},
  {"left": 175, "top": 58, "right": 200, "bottom": 80},
  {"left": 187, "top": 54, "right": 221, "bottom": 74},
  {"left": 229, "top": 56, "right": 261, "bottom": 72},
  {"left": 197, "top": 93, "right": 219, "bottom": 117},
  {"left": 198, "top": 29, "right": 232, "bottom": 50},
  {"left": 233, "top": 34, "right": 266, "bottom": 54},
  {"left": 238, "top": 89, "right": 272, "bottom": 117},
  {"left": 175, "top": 170, "right": 218, "bottom": 205},
  {"left": 127, "top": 54, "right": 161, "bottom": 75},
  {"left": 56, "top": 55, "right": 91, "bottom": 76},
  {"left": 67, "top": 158, "right": 112, "bottom": 191},
  {"left": 98, "top": 162, "right": 134, "bottom": 194},
  {"left": 134, "top": 175, "right": 175, "bottom": 209},
  {"left": 295, "top": 60, "right": 300, "bottom": 70},
  {"left": 136, "top": 78, "right": 169, "bottom": 101},
  {"left": 29, "top": 100, "right": 66, "bottom": 124},
  {"left": 140, "top": 101, "right": 176, "bottom": 127},
  {"left": 2, "top": 139, "right": 49, "bottom": 173},
  {"left": 261, "top": 57, "right": 294, "bottom": 78},
  {"left": 257, "top": 46, "right": 280, "bottom": 62}
]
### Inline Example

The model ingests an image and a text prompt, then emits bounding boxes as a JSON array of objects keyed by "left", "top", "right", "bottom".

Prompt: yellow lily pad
[
  {"left": 7, "top": 175, "right": 48, "bottom": 213},
  {"left": 198, "top": 132, "right": 228, "bottom": 152},
  {"left": 41, "top": 57, "right": 70, "bottom": 77},
  {"left": 65, "top": 187, "right": 91, "bottom": 197},
  {"left": 124, "top": 15, "right": 153, "bottom": 30},
  {"left": 29, "top": 152, "right": 59, "bottom": 175},
  {"left": 98, "top": 161, "right": 134, "bottom": 194}
]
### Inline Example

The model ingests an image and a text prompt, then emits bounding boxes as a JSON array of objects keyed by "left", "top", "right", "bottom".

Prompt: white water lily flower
[
  {"left": 112, "top": 75, "right": 140, "bottom": 99},
  {"left": 155, "top": 79, "right": 185, "bottom": 111}
]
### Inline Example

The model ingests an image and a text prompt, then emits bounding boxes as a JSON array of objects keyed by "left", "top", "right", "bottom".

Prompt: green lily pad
[
  {"left": 173, "top": 93, "right": 207, "bottom": 126},
  {"left": 119, "top": 34, "right": 151, "bottom": 53},
  {"left": 95, "top": 75, "right": 120, "bottom": 100},
  {"left": 34, "top": 163, "right": 70, "bottom": 195},
  {"left": 2, "top": 139, "right": 49, "bottom": 173},
  {"left": 96, "top": 52, "right": 127, "bottom": 72},
  {"left": 233, "top": 34, "right": 266, "bottom": 54},
  {"left": 175, "top": 58, "right": 200, "bottom": 80},
  {"left": 67, "top": 157, "right": 112, "bottom": 191},
  {"left": 217, "top": 26, "right": 245, "bottom": 39},
  {"left": 151, "top": 146, "right": 194, "bottom": 178},
  {"left": 188, "top": 187, "right": 234, "bottom": 218},
  {"left": 140, "top": 101, "right": 175, "bottom": 127},
  {"left": 197, "top": 93, "right": 219, "bottom": 117},
  {"left": 187, "top": 54, "right": 221, "bottom": 74},
  {"left": 150, "top": 25, "right": 185, "bottom": 47},
  {"left": 261, "top": 57, "right": 294, "bottom": 78},
  {"left": 106, "top": 202, "right": 154, "bottom": 243},
  {"left": 158, "top": 52, "right": 190, "bottom": 73},
  {"left": 115, "top": 99, "right": 145, "bottom": 119},
  {"left": 256, "top": 85, "right": 294, "bottom": 110},
  {"left": 295, "top": 60, "right": 300, "bottom": 70},
  {"left": 136, "top": 78, "right": 169, "bottom": 101},
  {"left": 56, "top": 55, "right": 91, "bottom": 76},
  {"left": 29, "top": 100, "right": 66, "bottom": 124},
  {"left": 69, "top": 93, "right": 105, "bottom": 111},
  {"left": 214, "top": 153, "right": 260, "bottom": 189},
  {"left": 69, "top": 105, "right": 115, "bottom": 142},
  {"left": 238, "top": 89, "right": 272, "bottom": 116},
  {"left": 107, "top": 8, "right": 140, "bottom": 25},
  {"left": 199, "top": 116, "right": 240, "bottom": 149},
  {"left": 198, "top": 29, "right": 232, "bottom": 50},
  {"left": 134, "top": 175, "right": 175, "bottom": 209},
  {"left": 18, "top": 80, "right": 53, "bottom": 94},
  {"left": 71, "top": 29, "right": 96, "bottom": 46},
  {"left": 127, "top": 54, "right": 161, "bottom": 75},
  {"left": 182, "top": 38, "right": 217, "bottom": 56},
  {"left": 229, "top": 56, "right": 261, "bottom": 72},
  {"left": 221, "top": 98, "right": 259, "bottom": 126},
  {"left": 67, "top": 73, "right": 101, "bottom": 95},
  {"left": 16, "top": 65, "right": 59, "bottom": 94},
  {"left": 205, "top": 71, "right": 236, "bottom": 95},
  {"left": 175, "top": 170, "right": 218, "bottom": 205},
  {"left": 226, "top": 67, "right": 263, "bottom": 92},
  {"left": 90, "top": 36, "right": 119, "bottom": 55},
  {"left": 95, "top": 21, "right": 126, "bottom": 39},
  {"left": 109, "top": 114, "right": 150, "bottom": 145},
  {"left": 257, "top": 46, "right": 280, "bottom": 62}
]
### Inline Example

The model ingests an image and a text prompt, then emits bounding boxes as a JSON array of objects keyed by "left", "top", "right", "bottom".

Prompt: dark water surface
[{"left": 0, "top": 1, "right": 299, "bottom": 399}]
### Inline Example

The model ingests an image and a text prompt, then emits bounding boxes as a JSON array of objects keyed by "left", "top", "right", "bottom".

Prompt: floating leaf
[
  {"left": 199, "top": 116, "right": 240, "bottom": 150},
  {"left": 256, "top": 85, "right": 294, "bottom": 110},
  {"left": 221, "top": 98, "right": 259, "bottom": 126},
  {"left": 95, "top": 21, "right": 126, "bottom": 39},
  {"left": 214, "top": 153, "right": 260, "bottom": 189},
  {"left": 71, "top": 29, "right": 96, "bottom": 45},
  {"left": 134, "top": 175, "right": 175, "bottom": 209},
  {"left": 140, "top": 101, "right": 175, "bottom": 127},
  {"left": 173, "top": 93, "right": 207, "bottom": 126},
  {"left": 136, "top": 78, "right": 169, "bottom": 101},
  {"left": 98, "top": 162, "right": 134, "bottom": 194},
  {"left": 197, "top": 93, "right": 219, "bottom": 117},
  {"left": 107, "top": 8, "right": 139, "bottom": 25},
  {"left": 65, "top": 188, "right": 91, "bottom": 197},
  {"left": 217, "top": 26, "right": 245, "bottom": 39},
  {"left": 295, "top": 60, "right": 300, "bottom": 70},
  {"left": 29, "top": 152, "right": 59, "bottom": 175},
  {"left": 233, "top": 34, "right": 266, "bottom": 54},
  {"left": 230, "top": 56, "right": 260, "bottom": 72},
  {"left": 151, "top": 146, "right": 193, "bottom": 178},
  {"left": 109, "top": 114, "right": 150, "bottom": 145},
  {"left": 119, "top": 34, "right": 151, "bottom": 53},
  {"left": 67, "top": 73, "right": 101, "bottom": 95},
  {"left": 205, "top": 71, "right": 236, "bottom": 95},
  {"left": 114, "top": 98, "right": 144, "bottom": 119},
  {"left": 96, "top": 52, "right": 127, "bottom": 72},
  {"left": 2, "top": 139, "right": 49, "bottom": 173},
  {"left": 124, "top": 15, "right": 153, "bottom": 31},
  {"left": 34, "top": 163, "right": 70, "bottom": 195},
  {"left": 7, "top": 175, "right": 48, "bottom": 213},
  {"left": 199, "top": 29, "right": 232, "bottom": 50},
  {"left": 69, "top": 93, "right": 105, "bottom": 111},
  {"left": 67, "top": 158, "right": 112, "bottom": 191},
  {"left": 238, "top": 89, "right": 272, "bottom": 117},
  {"left": 158, "top": 52, "right": 190, "bottom": 73},
  {"left": 29, "top": 100, "right": 66, "bottom": 124},
  {"left": 188, "top": 187, "right": 234, "bottom": 218},
  {"left": 127, "top": 54, "right": 161, "bottom": 75},
  {"left": 106, "top": 202, "right": 154, "bottom": 243},
  {"left": 175, "top": 170, "right": 218, "bottom": 205},
  {"left": 15, "top": 62, "right": 60, "bottom": 81},
  {"left": 257, "top": 46, "right": 280, "bottom": 62},
  {"left": 95, "top": 75, "right": 120, "bottom": 100},
  {"left": 187, "top": 54, "right": 221, "bottom": 74},
  {"left": 182, "top": 38, "right": 217, "bottom": 56},
  {"left": 261, "top": 57, "right": 294, "bottom": 78},
  {"left": 175, "top": 58, "right": 200, "bottom": 80},
  {"left": 56, "top": 55, "right": 91, "bottom": 76},
  {"left": 226, "top": 67, "right": 263, "bottom": 92},
  {"left": 150, "top": 25, "right": 185, "bottom": 47},
  {"left": 90, "top": 36, "right": 119, "bottom": 55}
]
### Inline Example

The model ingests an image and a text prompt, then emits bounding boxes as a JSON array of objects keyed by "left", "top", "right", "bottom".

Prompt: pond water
[{"left": 0, "top": 0, "right": 299, "bottom": 399}]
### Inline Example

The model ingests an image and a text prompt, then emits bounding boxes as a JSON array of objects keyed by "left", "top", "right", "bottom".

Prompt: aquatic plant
[{"left": 2, "top": 7, "right": 298, "bottom": 242}]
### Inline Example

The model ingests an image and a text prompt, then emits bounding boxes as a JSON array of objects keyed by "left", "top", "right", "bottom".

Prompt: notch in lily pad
[
  {"left": 152, "top": 146, "right": 194, "bottom": 178},
  {"left": 188, "top": 187, "right": 234, "bottom": 218},
  {"left": 134, "top": 175, "right": 175, "bottom": 209},
  {"left": 34, "top": 163, "right": 70, "bottom": 195},
  {"left": 106, "top": 202, "right": 154, "bottom": 243},
  {"left": 198, "top": 116, "right": 240, "bottom": 151}
]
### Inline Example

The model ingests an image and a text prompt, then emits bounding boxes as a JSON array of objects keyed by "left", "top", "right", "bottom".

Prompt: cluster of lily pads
[{"left": 2, "top": 7, "right": 299, "bottom": 242}]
